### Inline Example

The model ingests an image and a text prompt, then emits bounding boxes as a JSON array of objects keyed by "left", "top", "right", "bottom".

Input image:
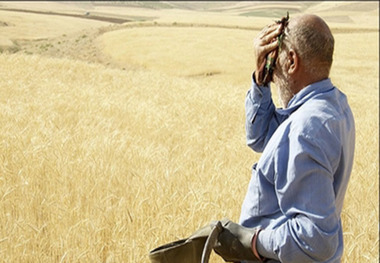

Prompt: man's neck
[{"left": 291, "top": 72, "right": 328, "bottom": 97}]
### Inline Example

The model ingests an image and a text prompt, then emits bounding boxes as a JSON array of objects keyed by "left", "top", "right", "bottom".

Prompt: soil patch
[{"left": 0, "top": 20, "right": 13, "bottom": 26}]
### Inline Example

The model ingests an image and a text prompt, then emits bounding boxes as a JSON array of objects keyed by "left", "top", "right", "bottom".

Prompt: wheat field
[{"left": 0, "top": 2, "right": 378, "bottom": 262}]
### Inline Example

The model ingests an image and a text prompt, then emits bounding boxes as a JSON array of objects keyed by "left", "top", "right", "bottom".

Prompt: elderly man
[{"left": 214, "top": 14, "right": 355, "bottom": 263}]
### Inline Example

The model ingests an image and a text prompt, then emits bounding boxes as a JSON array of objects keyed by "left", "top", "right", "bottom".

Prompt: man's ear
[{"left": 287, "top": 49, "right": 299, "bottom": 75}]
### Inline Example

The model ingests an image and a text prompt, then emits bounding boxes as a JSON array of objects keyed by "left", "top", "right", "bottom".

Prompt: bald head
[
  {"left": 284, "top": 14, "right": 335, "bottom": 78},
  {"left": 290, "top": 14, "right": 332, "bottom": 33}
]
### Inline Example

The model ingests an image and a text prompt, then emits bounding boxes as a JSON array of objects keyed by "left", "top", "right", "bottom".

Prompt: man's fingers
[
  {"left": 260, "top": 24, "right": 282, "bottom": 44},
  {"left": 253, "top": 23, "right": 283, "bottom": 79},
  {"left": 257, "top": 40, "right": 279, "bottom": 59},
  {"left": 260, "top": 23, "right": 278, "bottom": 36},
  {"left": 264, "top": 40, "right": 279, "bottom": 53}
]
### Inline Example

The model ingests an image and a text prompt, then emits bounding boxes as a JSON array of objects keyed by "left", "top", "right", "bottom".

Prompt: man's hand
[
  {"left": 254, "top": 23, "right": 283, "bottom": 86},
  {"left": 213, "top": 220, "right": 261, "bottom": 262}
]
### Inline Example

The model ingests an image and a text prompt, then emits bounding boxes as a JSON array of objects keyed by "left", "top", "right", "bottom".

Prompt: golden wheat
[{"left": 0, "top": 53, "right": 253, "bottom": 262}]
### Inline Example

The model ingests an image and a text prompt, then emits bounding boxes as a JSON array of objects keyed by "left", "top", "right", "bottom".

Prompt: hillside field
[{"left": 0, "top": 1, "right": 378, "bottom": 262}]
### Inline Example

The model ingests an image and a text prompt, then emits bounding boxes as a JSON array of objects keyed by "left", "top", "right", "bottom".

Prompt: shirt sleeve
[
  {"left": 256, "top": 126, "right": 341, "bottom": 262},
  {"left": 245, "top": 74, "right": 287, "bottom": 153}
]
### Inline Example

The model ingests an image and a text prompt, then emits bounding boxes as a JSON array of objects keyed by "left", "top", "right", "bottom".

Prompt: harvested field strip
[
  {"left": 0, "top": 8, "right": 133, "bottom": 24},
  {"left": 1, "top": 7, "right": 377, "bottom": 34}
]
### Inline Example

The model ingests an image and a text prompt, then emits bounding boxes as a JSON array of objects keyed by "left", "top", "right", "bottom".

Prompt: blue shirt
[{"left": 239, "top": 78, "right": 355, "bottom": 263}]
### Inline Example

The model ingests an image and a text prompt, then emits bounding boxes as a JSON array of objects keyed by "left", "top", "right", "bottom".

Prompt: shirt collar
[{"left": 277, "top": 78, "right": 334, "bottom": 115}]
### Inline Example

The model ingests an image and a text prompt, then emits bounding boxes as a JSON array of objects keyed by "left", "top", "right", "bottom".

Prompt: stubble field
[{"left": 0, "top": 1, "right": 378, "bottom": 262}]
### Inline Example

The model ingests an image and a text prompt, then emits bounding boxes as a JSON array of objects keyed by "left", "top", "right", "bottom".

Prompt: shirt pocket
[{"left": 242, "top": 162, "right": 280, "bottom": 219}]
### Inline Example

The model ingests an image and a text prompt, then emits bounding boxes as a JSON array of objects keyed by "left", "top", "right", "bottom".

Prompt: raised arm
[{"left": 246, "top": 22, "right": 288, "bottom": 152}]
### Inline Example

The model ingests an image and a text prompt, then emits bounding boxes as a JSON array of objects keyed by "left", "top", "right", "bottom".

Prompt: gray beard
[
  {"left": 273, "top": 50, "right": 295, "bottom": 108},
  {"left": 274, "top": 70, "right": 294, "bottom": 108}
]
